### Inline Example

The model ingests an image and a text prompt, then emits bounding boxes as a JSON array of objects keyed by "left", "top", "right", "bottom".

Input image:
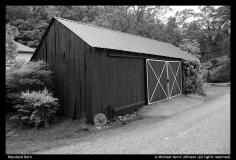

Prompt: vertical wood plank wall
[
  {"left": 32, "top": 19, "right": 181, "bottom": 123},
  {"left": 89, "top": 50, "right": 146, "bottom": 119},
  {"left": 32, "top": 20, "right": 91, "bottom": 121}
]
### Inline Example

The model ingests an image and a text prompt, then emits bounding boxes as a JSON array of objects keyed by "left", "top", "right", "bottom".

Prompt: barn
[
  {"left": 30, "top": 17, "right": 196, "bottom": 123},
  {"left": 16, "top": 42, "right": 35, "bottom": 61}
]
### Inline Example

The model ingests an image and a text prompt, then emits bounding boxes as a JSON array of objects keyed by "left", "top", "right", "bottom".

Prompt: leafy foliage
[
  {"left": 6, "top": 6, "right": 32, "bottom": 23},
  {"left": 9, "top": 18, "right": 48, "bottom": 48},
  {"left": 181, "top": 59, "right": 206, "bottom": 96},
  {"left": 6, "top": 6, "right": 49, "bottom": 48},
  {"left": 193, "top": 6, "right": 230, "bottom": 62},
  {"left": 210, "top": 55, "right": 230, "bottom": 82},
  {"left": 6, "top": 24, "right": 19, "bottom": 68},
  {"left": 6, "top": 23, "right": 30, "bottom": 72},
  {"left": 6, "top": 60, "right": 55, "bottom": 111},
  {"left": 195, "top": 77, "right": 206, "bottom": 96},
  {"left": 6, "top": 5, "right": 230, "bottom": 83},
  {"left": 10, "top": 88, "right": 59, "bottom": 128},
  {"left": 179, "top": 38, "right": 201, "bottom": 58},
  {"left": 199, "top": 61, "right": 213, "bottom": 82}
]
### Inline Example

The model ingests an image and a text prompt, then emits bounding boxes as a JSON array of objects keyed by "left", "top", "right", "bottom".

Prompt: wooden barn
[{"left": 30, "top": 17, "right": 195, "bottom": 123}]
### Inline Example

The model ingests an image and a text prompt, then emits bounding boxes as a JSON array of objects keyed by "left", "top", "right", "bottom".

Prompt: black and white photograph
[{"left": 6, "top": 5, "right": 230, "bottom": 156}]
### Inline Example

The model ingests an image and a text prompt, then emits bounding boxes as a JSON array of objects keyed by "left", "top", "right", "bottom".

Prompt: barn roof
[
  {"left": 54, "top": 17, "right": 196, "bottom": 60},
  {"left": 32, "top": 17, "right": 197, "bottom": 61},
  {"left": 16, "top": 42, "right": 35, "bottom": 53}
]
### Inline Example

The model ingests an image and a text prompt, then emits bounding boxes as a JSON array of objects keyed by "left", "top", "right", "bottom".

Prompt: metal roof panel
[
  {"left": 55, "top": 17, "right": 196, "bottom": 60},
  {"left": 16, "top": 42, "right": 35, "bottom": 53}
]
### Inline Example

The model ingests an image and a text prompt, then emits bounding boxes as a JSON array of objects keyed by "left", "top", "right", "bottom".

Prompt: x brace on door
[
  {"left": 147, "top": 61, "right": 168, "bottom": 103},
  {"left": 168, "top": 62, "right": 181, "bottom": 97}
]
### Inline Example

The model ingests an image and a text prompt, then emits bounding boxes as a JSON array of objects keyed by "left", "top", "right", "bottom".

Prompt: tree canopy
[
  {"left": 6, "top": 24, "right": 19, "bottom": 68},
  {"left": 6, "top": 5, "right": 230, "bottom": 82}
]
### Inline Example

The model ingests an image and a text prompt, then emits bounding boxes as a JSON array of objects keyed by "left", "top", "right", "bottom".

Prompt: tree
[
  {"left": 179, "top": 38, "right": 201, "bottom": 59},
  {"left": 6, "top": 5, "right": 230, "bottom": 66},
  {"left": 210, "top": 55, "right": 230, "bottom": 82},
  {"left": 91, "top": 6, "right": 134, "bottom": 32},
  {"left": 91, "top": 5, "right": 172, "bottom": 39},
  {"left": 125, "top": 6, "right": 172, "bottom": 37},
  {"left": 30, "top": 6, "right": 49, "bottom": 22},
  {"left": 9, "top": 18, "right": 49, "bottom": 48},
  {"left": 7, "top": 6, "right": 51, "bottom": 48},
  {"left": 193, "top": 6, "right": 230, "bottom": 62},
  {"left": 188, "top": 5, "right": 231, "bottom": 83},
  {"left": 6, "top": 60, "right": 55, "bottom": 111},
  {"left": 6, "top": 24, "right": 19, "bottom": 69},
  {"left": 158, "top": 16, "right": 183, "bottom": 46},
  {"left": 6, "top": 6, "right": 32, "bottom": 23},
  {"left": 175, "top": 8, "right": 195, "bottom": 28}
]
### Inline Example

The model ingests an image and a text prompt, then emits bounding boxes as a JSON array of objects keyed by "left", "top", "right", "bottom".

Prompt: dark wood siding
[
  {"left": 89, "top": 50, "right": 146, "bottom": 119},
  {"left": 31, "top": 20, "right": 91, "bottom": 121},
  {"left": 31, "top": 18, "right": 183, "bottom": 124}
]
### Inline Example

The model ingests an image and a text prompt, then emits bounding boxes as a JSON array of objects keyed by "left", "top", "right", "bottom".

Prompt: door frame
[{"left": 146, "top": 59, "right": 182, "bottom": 105}]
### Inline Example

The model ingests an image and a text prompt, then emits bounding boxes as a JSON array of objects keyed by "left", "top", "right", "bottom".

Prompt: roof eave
[{"left": 18, "top": 51, "right": 34, "bottom": 53}]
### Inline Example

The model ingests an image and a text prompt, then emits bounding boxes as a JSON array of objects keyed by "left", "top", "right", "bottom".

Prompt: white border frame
[
  {"left": 146, "top": 59, "right": 169, "bottom": 105},
  {"left": 167, "top": 61, "right": 182, "bottom": 99}
]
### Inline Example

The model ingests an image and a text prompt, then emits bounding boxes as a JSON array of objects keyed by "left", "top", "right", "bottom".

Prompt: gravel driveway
[{"left": 35, "top": 87, "right": 230, "bottom": 154}]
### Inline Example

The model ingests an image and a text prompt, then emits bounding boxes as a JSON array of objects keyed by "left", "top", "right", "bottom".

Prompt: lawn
[{"left": 6, "top": 109, "right": 142, "bottom": 154}]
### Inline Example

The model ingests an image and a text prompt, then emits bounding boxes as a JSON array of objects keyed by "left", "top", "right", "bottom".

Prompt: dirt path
[{"left": 35, "top": 87, "right": 230, "bottom": 154}]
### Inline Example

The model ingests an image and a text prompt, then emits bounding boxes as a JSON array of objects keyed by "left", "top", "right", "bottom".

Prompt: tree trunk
[{"left": 207, "top": 70, "right": 211, "bottom": 83}]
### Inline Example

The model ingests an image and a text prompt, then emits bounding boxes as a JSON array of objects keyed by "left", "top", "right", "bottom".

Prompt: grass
[
  {"left": 6, "top": 110, "right": 143, "bottom": 154},
  {"left": 6, "top": 115, "right": 91, "bottom": 154},
  {"left": 6, "top": 86, "right": 230, "bottom": 154}
]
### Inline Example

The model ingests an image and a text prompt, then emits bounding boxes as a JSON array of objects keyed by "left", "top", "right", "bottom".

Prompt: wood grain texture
[
  {"left": 89, "top": 50, "right": 146, "bottom": 120},
  {"left": 74, "top": 34, "right": 81, "bottom": 119}
]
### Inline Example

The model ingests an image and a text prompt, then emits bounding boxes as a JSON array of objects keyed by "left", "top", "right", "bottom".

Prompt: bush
[
  {"left": 181, "top": 59, "right": 206, "bottom": 96},
  {"left": 196, "top": 76, "right": 206, "bottom": 96},
  {"left": 6, "top": 60, "right": 55, "bottom": 111},
  {"left": 210, "top": 57, "right": 230, "bottom": 83},
  {"left": 6, "top": 24, "right": 19, "bottom": 68},
  {"left": 199, "top": 61, "right": 212, "bottom": 83},
  {"left": 10, "top": 88, "right": 60, "bottom": 128}
]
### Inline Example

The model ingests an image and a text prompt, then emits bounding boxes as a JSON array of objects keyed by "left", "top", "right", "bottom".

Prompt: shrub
[
  {"left": 10, "top": 87, "right": 60, "bottom": 128},
  {"left": 6, "top": 24, "right": 19, "bottom": 68},
  {"left": 181, "top": 59, "right": 206, "bottom": 96},
  {"left": 6, "top": 60, "right": 55, "bottom": 111},
  {"left": 6, "top": 59, "right": 27, "bottom": 72},
  {"left": 196, "top": 75, "right": 206, "bottom": 96},
  {"left": 199, "top": 61, "right": 213, "bottom": 82}
]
